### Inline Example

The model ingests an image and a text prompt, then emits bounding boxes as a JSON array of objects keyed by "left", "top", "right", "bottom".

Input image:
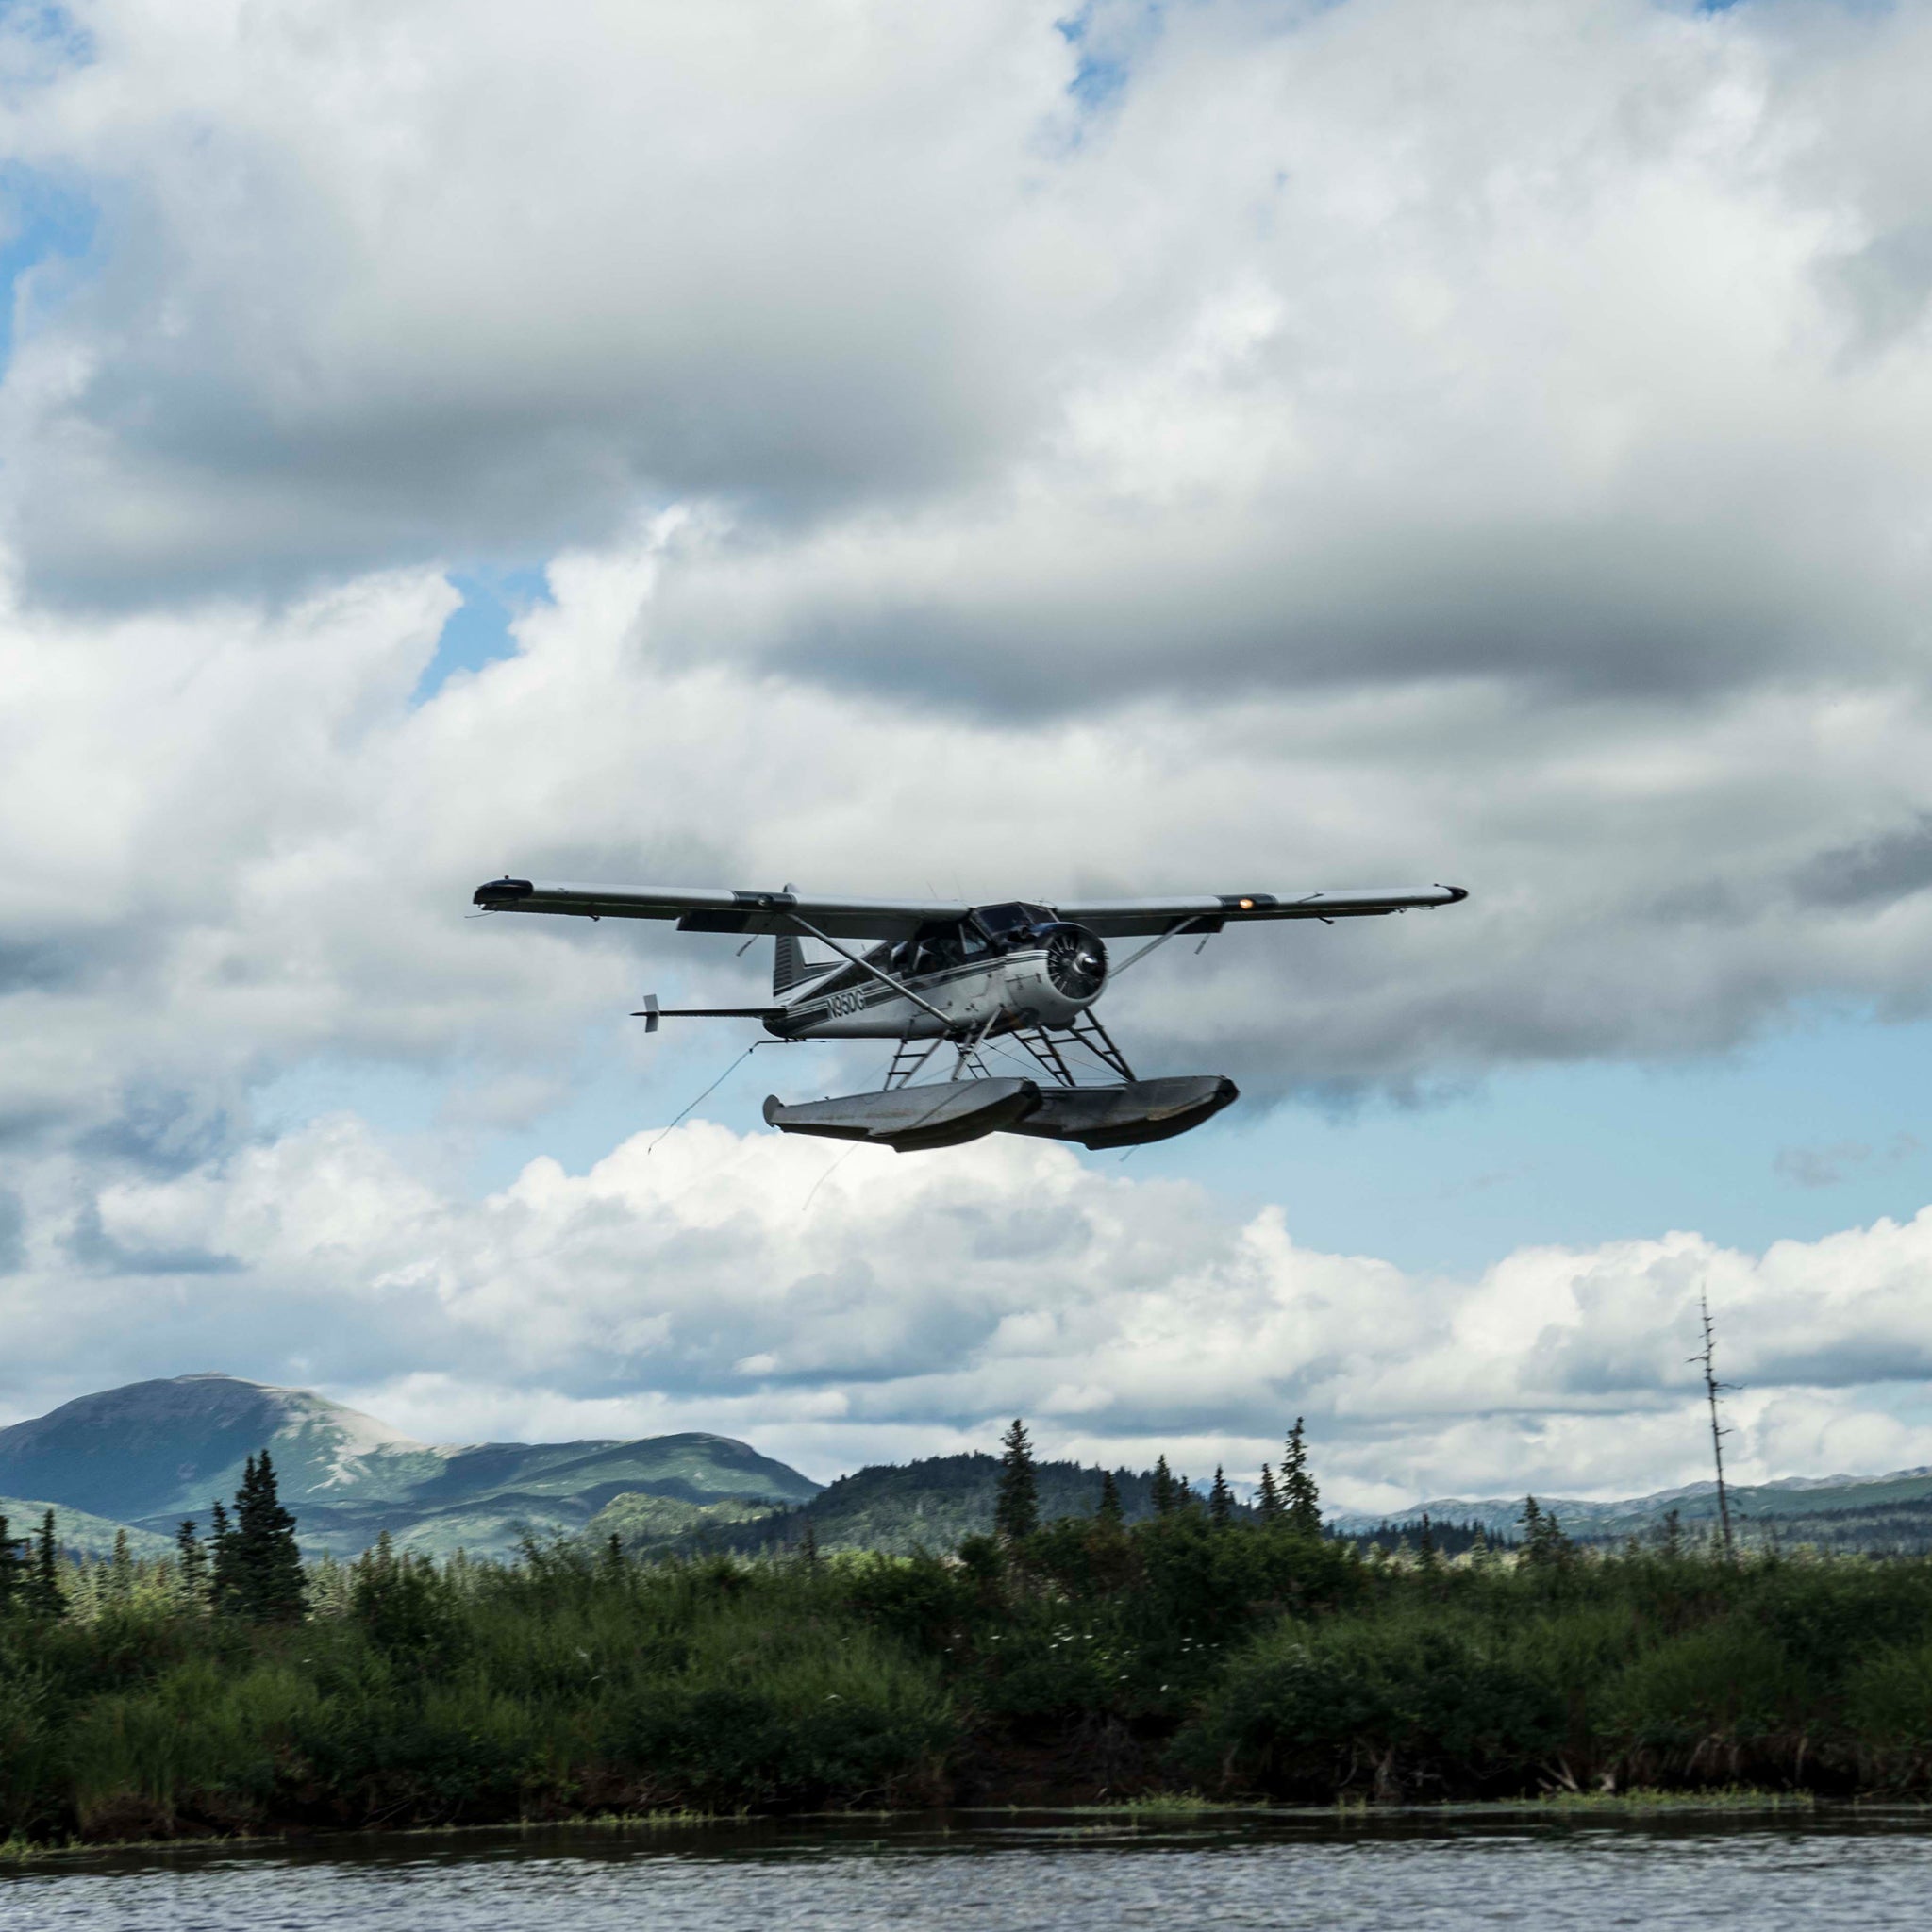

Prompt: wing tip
[{"left": 474, "top": 876, "right": 533, "bottom": 907}]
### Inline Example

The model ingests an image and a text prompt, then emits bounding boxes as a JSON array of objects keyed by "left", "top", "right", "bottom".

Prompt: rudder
[
  {"left": 774, "top": 931, "right": 812, "bottom": 993},
  {"left": 773, "top": 883, "right": 810, "bottom": 993}
]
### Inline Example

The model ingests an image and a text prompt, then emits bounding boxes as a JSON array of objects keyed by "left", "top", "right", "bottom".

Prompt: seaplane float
[{"left": 472, "top": 876, "right": 1468, "bottom": 1152}]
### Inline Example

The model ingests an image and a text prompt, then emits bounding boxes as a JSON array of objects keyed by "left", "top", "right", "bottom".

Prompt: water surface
[{"left": 7, "top": 1807, "right": 1930, "bottom": 1930}]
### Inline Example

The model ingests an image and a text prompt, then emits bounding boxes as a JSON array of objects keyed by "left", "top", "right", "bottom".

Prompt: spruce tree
[
  {"left": 226, "top": 1452, "right": 306, "bottom": 1622},
  {"left": 1208, "top": 1466, "right": 1234, "bottom": 1526},
  {"left": 1521, "top": 1495, "right": 1573, "bottom": 1568},
  {"left": 798, "top": 1514, "right": 820, "bottom": 1568},
  {"left": 994, "top": 1419, "right": 1040, "bottom": 1542},
  {"left": 175, "top": 1519, "right": 208, "bottom": 1611},
  {"left": 0, "top": 1514, "right": 21, "bottom": 1614},
  {"left": 1282, "top": 1418, "right": 1322, "bottom": 1536},
  {"left": 28, "top": 1509, "right": 64, "bottom": 1620},
  {"left": 1150, "top": 1455, "right": 1177, "bottom": 1514},
  {"left": 208, "top": 1498, "right": 237, "bottom": 1613},
  {"left": 108, "top": 1527, "right": 134, "bottom": 1606},
  {"left": 1096, "top": 1469, "right": 1124, "bottom": 1527},
  {"left": 1256, "top": 1464, "right": 1283, "bottom": 1521}
]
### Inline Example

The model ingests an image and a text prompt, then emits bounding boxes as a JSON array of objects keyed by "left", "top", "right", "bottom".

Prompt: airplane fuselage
[
  {"left": 773, "top": 905, "right": 1109, "bottom": 1041},
  {"left": 774, "top": 945, "right": 1055, "bottom": 1040}
]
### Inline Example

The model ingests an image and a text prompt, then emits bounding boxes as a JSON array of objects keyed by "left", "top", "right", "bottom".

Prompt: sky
[{"left": 5, "top": 0, "right": 1932, "bottom": 1513}]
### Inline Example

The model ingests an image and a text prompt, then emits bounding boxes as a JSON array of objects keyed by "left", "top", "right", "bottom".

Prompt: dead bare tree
[{"left": 1690, "top": 1290, "right": 1737, "bottom": 1561}]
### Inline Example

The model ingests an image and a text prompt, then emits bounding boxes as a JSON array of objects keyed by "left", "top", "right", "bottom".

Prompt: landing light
[{"left": 1238, "top": 897, "right": 1254, "bottom": 909}]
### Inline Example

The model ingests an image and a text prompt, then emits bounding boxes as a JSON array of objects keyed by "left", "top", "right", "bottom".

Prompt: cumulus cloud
[
  {"left": 5, "top": 500, "right": 1932, "bottom": 1173},
  {"left": 4, "top": 0, "right": 1932, "bottom": 691},
  {"left": 2, "top": 0, "right": 1930, "bottom": 1113},
  {"left": 1, "top": 1111, "right": 1928, "bottom": 1506},
  {"left": 0, "top": 0, "right": 1074, "bottom": 597},
  {"left": 4, "top": 0, "right": 1932, "bottom": 1493}
]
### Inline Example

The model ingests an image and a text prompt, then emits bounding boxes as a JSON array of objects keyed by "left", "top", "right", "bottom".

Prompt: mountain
[
  {"left": 0, "top": 1375, "right": 820, "bottom": 1558},
  {"left": 283, "top": 1431, "right": 820, "bottom": 1557},
  {"left": 0, "top": 1374, "right": 446, "bottom": 1526},
  {"left": 1329, "top": 1466, "right": 1932, "bottom": 1552}
]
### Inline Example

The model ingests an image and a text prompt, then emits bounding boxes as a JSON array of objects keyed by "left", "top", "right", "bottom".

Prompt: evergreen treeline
[
  {"left": 11, "top": 1424, "right": 1932, "bottom": 1849},
  {"left": 691, "top": 1414, "right": 1325, "bottom": 1560},
  {"left": 1342, "top": 1517, "right": 1518, "bottom": 1559}
]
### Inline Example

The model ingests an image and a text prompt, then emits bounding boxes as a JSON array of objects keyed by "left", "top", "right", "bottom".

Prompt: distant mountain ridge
[
  {"left": 0, "top": 1375, "right": 819, "bottom": 1557},
  {"left": 1329, "top": 1465, "right": 1932, "bottom": 1547},
  {"left": 12, "top": 1374, "right": 1932, "bottom": 1562}
]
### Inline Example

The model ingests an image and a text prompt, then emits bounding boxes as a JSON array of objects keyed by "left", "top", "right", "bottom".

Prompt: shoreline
[{"left": 13, "top": 1787, "right": 1932, "bottom": 1867}]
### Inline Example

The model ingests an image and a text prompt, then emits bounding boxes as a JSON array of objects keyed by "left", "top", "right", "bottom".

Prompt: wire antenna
[
  {"left": 649, "top": 1041, "right": 774, "bottom": 1153},
  {"left": 1690, "top": 1288, "right": 1738, "bottom": 1562}
]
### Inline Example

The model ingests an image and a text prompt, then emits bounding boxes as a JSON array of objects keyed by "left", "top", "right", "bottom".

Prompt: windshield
[{"left": 972, "top": 902, "right": 1052, "bottom": 944}]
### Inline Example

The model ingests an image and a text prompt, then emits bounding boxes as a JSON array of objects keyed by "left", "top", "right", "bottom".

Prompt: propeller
[{"left": 1044, "top": 924, "right": 1108, "bottom": 1000}]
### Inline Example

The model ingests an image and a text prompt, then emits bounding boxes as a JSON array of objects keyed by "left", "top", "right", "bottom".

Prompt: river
[{"left": 6, "top": 1808, "right": 1931, "bottom": 1929}]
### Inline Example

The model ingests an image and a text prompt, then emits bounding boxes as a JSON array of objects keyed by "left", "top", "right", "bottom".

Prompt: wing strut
[{"left": 1108, "top": 917, "right": 1213, "bottom": 979}]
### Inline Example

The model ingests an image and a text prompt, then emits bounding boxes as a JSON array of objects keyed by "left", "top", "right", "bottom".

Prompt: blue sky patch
[
  {"left": 414, "top": 565, "right": 553, "bottom": 705},
  {"left": 0, "top": 164, "right": 97, "bottom": 375}
]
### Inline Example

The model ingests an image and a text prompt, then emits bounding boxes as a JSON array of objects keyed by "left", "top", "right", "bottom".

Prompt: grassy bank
[{"left": 7, "top": 1520, "right": 1932, "bottom": 1847}]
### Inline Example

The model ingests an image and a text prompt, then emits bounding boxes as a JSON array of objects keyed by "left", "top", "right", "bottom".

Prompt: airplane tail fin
[
  {"left": 773, "top": 884, "right": 810, "bottom": 994},
  {"left": 773, "top": 932, "right": 810, "bottom": 994}
]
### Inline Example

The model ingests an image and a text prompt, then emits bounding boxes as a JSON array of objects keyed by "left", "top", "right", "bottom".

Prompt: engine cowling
[
  {"left": 1004, "top": 920, "right": 1108, "bottom": 1027},
  {"left": 1042, "top": 923, "right": 1108, "bottom": 1002}
]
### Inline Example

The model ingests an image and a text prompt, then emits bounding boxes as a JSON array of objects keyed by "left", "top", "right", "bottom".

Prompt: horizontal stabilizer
[
  {"left": 763, "top": 1080, "right": 1041, "bottom": 1153},
  {"left": 1002, "top": 1075, "right": 1239, "bottom": 1149},
  {"left": 632, "top": 992, "right": 781, "bottom": 1035},
  {"left": 629, "top": 1008, "right": 785, "bottom": 1018}
]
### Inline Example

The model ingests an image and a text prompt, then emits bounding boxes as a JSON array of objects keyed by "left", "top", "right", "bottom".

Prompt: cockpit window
[
  {"left": 901, "top": 918, "right": 993, "bottom": 974},
  {"left": 973, "top": 902, "right": 1051, "bottom": 941}
]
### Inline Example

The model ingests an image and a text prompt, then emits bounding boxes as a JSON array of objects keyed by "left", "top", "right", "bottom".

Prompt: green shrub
[
  {"left": 1174, "top": 1610, "right": 1565, "bottom": 1797},
  {"left": 591, "top": 1613, "right": 953, "bottom": 1807},
  {"left": 351, "top": 1540, "right": 468, "bottom": 1668},
  {"left": 1598, "top": 1621, "right": 1807, "bottom": 1767},
  {"left": 1845, "top": 1640, "right": 1932, "bottom": 1747},
  {"left": 0, "top": 1661, "right": 60, "bottom": 1840},
  {"left": 841, "top": 1552, "right": 987, "bottom": 1656},
  {"left": 64, "top": 1657, "right": 324, "bottom": 1835}
]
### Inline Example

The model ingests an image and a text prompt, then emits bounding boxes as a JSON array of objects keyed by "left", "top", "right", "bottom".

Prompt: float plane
[{"left": 472, "top": 877, "right": 1468, "bottom": 1152}]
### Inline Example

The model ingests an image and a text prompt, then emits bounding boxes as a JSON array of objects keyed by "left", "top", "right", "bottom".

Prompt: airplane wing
[
  {"left": 1049, "top": 885, "right": 1467, "bottom": 938},
  {"left": 472, "top": 878, "right": 969, "bottom": 941}
]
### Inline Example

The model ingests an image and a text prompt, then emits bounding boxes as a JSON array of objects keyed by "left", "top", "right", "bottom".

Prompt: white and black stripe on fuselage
[{"left": 771, "top": 945, "right": 1091, "bottom": 1041}]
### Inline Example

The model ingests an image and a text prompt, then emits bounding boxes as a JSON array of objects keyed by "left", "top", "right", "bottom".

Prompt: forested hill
[{"left": 692, "top": 1453, "right": 1224, "bottom": 1557}]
